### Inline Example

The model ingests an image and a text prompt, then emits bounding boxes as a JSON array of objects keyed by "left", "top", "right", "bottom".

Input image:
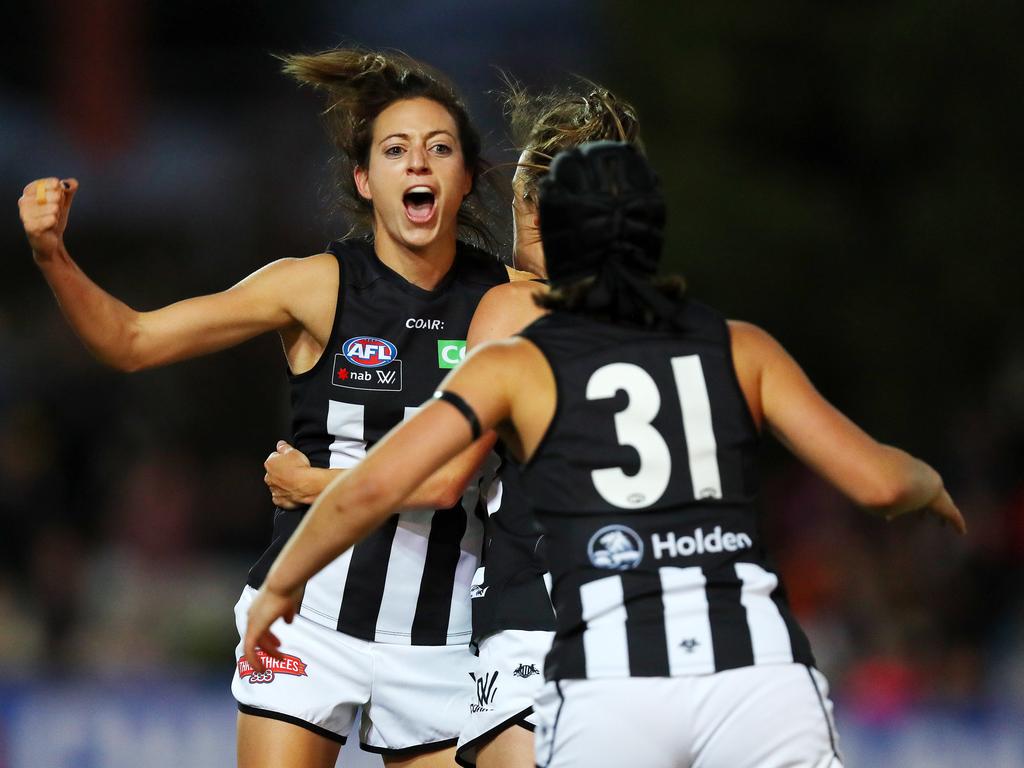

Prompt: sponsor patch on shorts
[{"left": 237, "top": 652, "right": 309, "bottom": 684}]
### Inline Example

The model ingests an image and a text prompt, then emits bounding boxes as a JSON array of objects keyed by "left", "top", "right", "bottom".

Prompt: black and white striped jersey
[
  {"left": 517, "top": 300, "right": 815, "bottom": 680},
  {"left": 247, "top": 238, "right": 508, "bottom": 646},
  {"left": 470, "top": 455, "right": 557, "bottom": 650}
]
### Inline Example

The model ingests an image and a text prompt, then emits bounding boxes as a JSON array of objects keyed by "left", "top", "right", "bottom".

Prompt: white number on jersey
[{"left": 586, "top": 355, "right": 722, "bottom": 509}]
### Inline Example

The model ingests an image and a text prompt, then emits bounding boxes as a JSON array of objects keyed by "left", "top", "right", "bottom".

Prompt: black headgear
[{"left": 539, "top": 141, "right": 683, "bottom": 328}]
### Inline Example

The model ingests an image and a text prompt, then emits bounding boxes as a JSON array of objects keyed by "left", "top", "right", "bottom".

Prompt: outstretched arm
[
  {"left": 730, "top": 320, "right": 965, "bottom": 532},
  {"left": 19, "top": 177, "right": 317, "bottom": 371},
  {"left": 244, "top": 340, "right": 524, "bottom": 669}
]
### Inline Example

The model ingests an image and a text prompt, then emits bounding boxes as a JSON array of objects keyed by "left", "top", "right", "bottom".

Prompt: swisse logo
[
  {"left": 406, "top": 318, "right": 444, "bottom": 330},
  {"left": 588, "top": 524, "right": 644, "bottom": 570},
  {"left": 651, "top": 526, "right": 753, "bottom": 559},
  {"left": 342, "top": 336, "right": 397, "bottom": 368}
]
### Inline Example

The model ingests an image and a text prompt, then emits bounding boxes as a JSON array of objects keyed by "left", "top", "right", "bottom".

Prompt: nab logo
[
  {"left": 342, "top": 336, "right": 397, "bottom": 368},
  {"left": 587, "top": 524, "right": 644, "bottom": 570},
  {"left": 333, "top": 354, "right": 403, "bottom": 392}
]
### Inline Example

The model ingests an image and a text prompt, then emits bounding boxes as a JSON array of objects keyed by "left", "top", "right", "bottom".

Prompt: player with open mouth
[{"left": 19, "top": 47, "right": 535, "bottom": 768}]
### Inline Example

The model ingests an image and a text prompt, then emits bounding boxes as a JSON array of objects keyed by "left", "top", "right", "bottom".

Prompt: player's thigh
[
  {"left": 477, "top": 723, "right": 535, "bottom": 768},
  {"left": 237, "top": 711, "right": 342, "bottom": 768},
  {"left": 692, "top": 664, "right": 843, "bottom": 768},
  {"left": 382, "top": 744, "right": 458, "bottom": 767}
]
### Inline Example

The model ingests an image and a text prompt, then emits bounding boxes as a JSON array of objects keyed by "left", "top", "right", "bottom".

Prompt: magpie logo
[
  {"left": 680, "top": 638, "right": 700, "bottom": 653},
  {"left": 587, "top": 524, "right": 644, "bottom": 570},
  {"left": 470, "top": 584, "right": 489, "bottom": 599},
  {"left": 513, "top": 663, "right": 540, "bottom": 679}
]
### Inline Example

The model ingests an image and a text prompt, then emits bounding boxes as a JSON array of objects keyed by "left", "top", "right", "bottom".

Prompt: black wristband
[{"left": 433, "top": 390, "right": 482, "bottom": 440}]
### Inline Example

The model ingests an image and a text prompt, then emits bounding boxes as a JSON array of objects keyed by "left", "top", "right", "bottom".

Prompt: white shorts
[
  {"left": 534, "top": 664, "right": 843, "bottom": 768},
  {"left": 455, "top": 629, "right": 555, "bottom": 767},
  {"left": 231, "top": 586, "right": 475, "bottom": 757}
]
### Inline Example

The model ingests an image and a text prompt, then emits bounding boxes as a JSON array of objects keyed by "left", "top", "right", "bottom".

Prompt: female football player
[
  {"left": 243, "top": 141, "right": 964, "bottom": 767},
  {"left": 20, "top": 48, "right": 530, "bottom": 768}
]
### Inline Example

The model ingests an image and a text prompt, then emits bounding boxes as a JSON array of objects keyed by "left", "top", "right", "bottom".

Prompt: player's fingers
[
  {"left": 244, "top": 631, "right": 265, "bottom": 672},
  {"left": 277, "top": 440, "right": 292, "bottom": 451},
  {"left": 61, "top": 178, "right": 79, "bottom": 208},
  {"left": 261, "top": 631, "right": 284, "bottom": 657},
  {"left": 23, "top": 178, "right": 57, "bottom": 196}
]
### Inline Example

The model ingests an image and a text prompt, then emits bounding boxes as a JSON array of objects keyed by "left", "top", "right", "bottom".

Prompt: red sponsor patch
[{"left": 237, "top": 651, "right": 308, "bottom": 684}]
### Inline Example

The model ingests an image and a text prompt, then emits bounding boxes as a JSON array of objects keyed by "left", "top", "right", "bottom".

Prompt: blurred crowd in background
[{"left": 2, "top": 0, "right": 1022, "bottom": 734}]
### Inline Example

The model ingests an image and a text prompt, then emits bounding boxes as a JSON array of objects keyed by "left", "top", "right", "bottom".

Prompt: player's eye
[
  {"left": 384, "top": 145, "right": 405, "bottom": 158},
  {"left": 431, "top": 143, "right": 453, "bottom": 156}
]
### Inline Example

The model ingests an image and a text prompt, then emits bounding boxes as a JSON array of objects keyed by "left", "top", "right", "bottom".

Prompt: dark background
[{"left": 1, "top": 0, "right": 1022, "bottom": 728}]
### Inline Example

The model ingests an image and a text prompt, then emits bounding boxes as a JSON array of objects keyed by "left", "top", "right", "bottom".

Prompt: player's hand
[
  {"left": 19, "top": 177, "right": 79, "bottom": 259},
  {"left": 243, "top": 584, "right": 301, "bottom": 673},
  {"left": 264, "top": 440, "right": 313, "bottom": 509},
  {"left": 921, "top": 488, "right": 966, "bottom": 535},
  {"left": 885, "top": 487, "right": 966, "bottom": 535}
]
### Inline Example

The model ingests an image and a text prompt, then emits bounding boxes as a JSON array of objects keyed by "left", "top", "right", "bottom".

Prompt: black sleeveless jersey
[
  {"left": 517, "top": 300, "right": 814, "bottom": 680},
  {"left": 470, "top": 453, "right": 557, "bottom": 649},
  {"left": 247, "top": 238, "right": 508, "bottom": 646}
]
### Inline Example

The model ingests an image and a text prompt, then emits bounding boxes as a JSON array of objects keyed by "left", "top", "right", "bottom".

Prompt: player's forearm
[
  {"left": 860, "top": 445, "right": 944, "bottom": 517},
  {"left": 264, "top": 471, "right": 403, "bottom": 594},
  {"left": 35, "top": 243, "right": 144, "bottom": 371}
]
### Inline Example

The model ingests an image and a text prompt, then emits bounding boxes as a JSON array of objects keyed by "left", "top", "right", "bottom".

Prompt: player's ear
[{"left": 354, "top": 165, "right": 372, "bottom": 201}]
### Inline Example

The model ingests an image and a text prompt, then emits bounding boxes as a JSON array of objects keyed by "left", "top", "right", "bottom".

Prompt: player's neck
[{"left": 373, "top": 230, "right": 457, "bottom": 291}]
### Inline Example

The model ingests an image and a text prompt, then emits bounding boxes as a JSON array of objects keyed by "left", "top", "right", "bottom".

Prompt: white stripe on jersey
[
  {"left": 580, "top": 575, "right": 630, "bottom": 678},
  {"left": 373, "top": 509, "right": 434, "bottom": 643},
  {"left": 371, "top": 407, "right": 432, "bottom": 643},
  {"left": 736, "top": 562, "right": 795, "bottom": 665},
  {"left": 447, "top": 477, "right": 486, "bottom": 641},
  {"left": 299, "top": 400, "right": 367, "bottom": 624},
  {"left": 659, "top": 566, "right": 716, "bottom": 675},
  {"left": 671, "top": 356, "right": 723, "bottom": 500},
  {"left": 326, "top": 400, "right": 367, "bottom": 470}
]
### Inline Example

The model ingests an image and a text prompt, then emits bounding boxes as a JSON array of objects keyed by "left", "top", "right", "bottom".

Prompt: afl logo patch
[
  {"left": 342, "top": 336, "right": 397, "bottom": 368},
  {"left": 588, "top": 524, "right": 644, "bottom": 570}
]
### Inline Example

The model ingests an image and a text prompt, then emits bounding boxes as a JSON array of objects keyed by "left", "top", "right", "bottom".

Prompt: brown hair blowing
[
  {"left": 505, "top": 77, "right": 643, "bottom": 203},
  {"left": 282, "top": 48, "right": 501, "bottom": 253}
]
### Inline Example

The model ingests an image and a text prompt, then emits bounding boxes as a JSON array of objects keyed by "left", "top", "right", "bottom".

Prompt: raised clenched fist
[{"left": 18, "top": 177, "right": 79, "bottom": 260}]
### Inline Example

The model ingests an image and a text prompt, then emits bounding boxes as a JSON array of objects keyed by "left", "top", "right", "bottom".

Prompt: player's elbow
[
  {"left": 430, "top": 483, "right": 464, "bottom": 511},
  {"left": 93, "top": 317, "right": 153, "bottom": 372}
]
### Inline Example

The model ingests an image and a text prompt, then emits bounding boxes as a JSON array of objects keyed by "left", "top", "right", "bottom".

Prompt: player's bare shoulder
[{"left": 468, "top": 278, "right": 549, "bottom": 346}]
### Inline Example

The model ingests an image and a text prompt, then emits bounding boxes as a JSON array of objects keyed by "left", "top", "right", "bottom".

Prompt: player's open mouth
[{"left": 403, "top": 187, "right": 436, "bottom": 224}]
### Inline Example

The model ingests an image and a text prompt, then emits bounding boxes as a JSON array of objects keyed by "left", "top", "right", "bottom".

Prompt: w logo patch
[{"left": 469, "top": 671, "right": 499, "bottom": 713}]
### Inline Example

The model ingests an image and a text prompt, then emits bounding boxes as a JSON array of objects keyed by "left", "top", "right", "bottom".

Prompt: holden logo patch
[
  {"left": 587, "top": 524, "right": 644, "bottom": 570},
  {"left": 342, "top": 336, "right": 397, "bottom": 368}
]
